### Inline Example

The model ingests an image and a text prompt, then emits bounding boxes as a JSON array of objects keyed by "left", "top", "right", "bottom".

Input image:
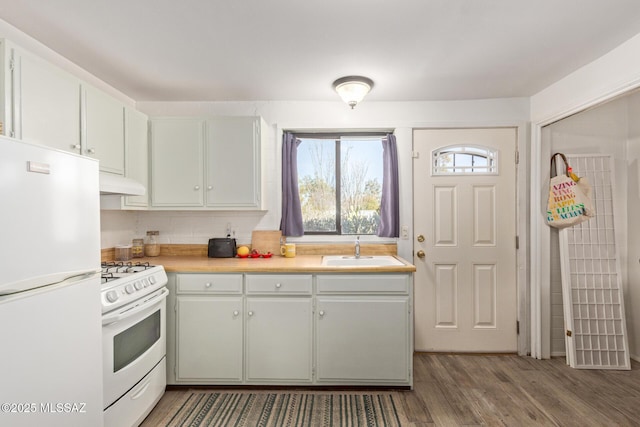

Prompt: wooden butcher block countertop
[
  {"left": 130, "top": 254, "right": 416, "bottom": 273},
  {"left": 103, "top": 244, "right": 416, "bottom": 273}
]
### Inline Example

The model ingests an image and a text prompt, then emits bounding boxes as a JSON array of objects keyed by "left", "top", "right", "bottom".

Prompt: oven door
[{"left": 102, "top": 287, "right": 168, "bottom": 409}]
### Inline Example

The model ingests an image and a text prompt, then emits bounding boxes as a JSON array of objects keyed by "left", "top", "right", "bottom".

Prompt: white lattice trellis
[{"left": 556, "top": 154, "right": 630, "bottom": 370}]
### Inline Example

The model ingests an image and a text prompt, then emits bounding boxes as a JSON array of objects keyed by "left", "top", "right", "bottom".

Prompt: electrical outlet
[{"left": 401, "top": 225, "right": 409, "bottom": 240}]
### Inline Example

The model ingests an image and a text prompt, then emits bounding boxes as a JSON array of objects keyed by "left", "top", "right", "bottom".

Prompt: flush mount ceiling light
[{"left": 332, "top": 76, "right": 374, "bottom": 109}]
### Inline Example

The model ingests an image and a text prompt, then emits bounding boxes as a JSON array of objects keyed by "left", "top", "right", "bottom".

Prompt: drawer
[
  {"left": 176, "top": 274, "right": 242, "bottom": 294},
  {"left": 246, "top": 274, "right": 312, "bottom": 295},
  {"left": 316, "top": 274, "right": 409, "bottom": 294}
]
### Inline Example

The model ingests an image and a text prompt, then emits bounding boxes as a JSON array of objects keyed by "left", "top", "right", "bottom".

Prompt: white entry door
[{"left": 413, "top": 128, "right": 517, "bottom": 352}]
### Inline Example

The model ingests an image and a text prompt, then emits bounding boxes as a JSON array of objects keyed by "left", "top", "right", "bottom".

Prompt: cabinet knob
[
  {"left": 275, "top": 283, "right": 282, "bottom": 288},
  {"left": 233, "top": 310, "right": 239, "bottom": 316},
  {"left": 207, "top": 185, "right": 213, "bottom": 190},
  {"left": 87, "top": 147, "right": 96, "bottom": 154},
  {"left": 248, "top": 311, "right": 254, "bottom": 317},
  {"left": 194, "top": 185, "right": 200, "bottom": 190},
  {"left": 319, "top": 310, "right": 325, "bottom": 317},
  {"left": 205, "top": 282, "right": 212, "bottom": 288},
  {"left": 71, "top": 144, "right": 81, "bottom": 150}
]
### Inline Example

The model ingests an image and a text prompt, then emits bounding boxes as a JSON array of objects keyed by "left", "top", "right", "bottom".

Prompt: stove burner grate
[{"left": 100, "top": 261, "right": 155, "bottom": 283}]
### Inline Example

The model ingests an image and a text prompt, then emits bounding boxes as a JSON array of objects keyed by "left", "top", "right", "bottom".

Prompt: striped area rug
[{"left": 161, "top": 391, "right": 406, "bottom": 427}]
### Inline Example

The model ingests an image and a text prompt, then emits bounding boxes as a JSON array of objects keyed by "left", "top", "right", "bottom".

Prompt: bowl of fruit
[{"left": 236, "top": 246, "right": 250, "bottom": 258}]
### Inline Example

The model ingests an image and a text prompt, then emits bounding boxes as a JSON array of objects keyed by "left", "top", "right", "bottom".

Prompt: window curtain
[
  {"left": 279, "top": 132, "right": 304, "bottom": 236},
  {"left": 378, "top": 133, "right": 400, "bottom": 237}
]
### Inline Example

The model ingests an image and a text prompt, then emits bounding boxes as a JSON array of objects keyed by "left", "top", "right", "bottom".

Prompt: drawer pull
[
  {"left": 248, "top": 311, "right": 254, "bottom": 317},
  {"left": 205, "top": 282, "right": 212, "bottom": 288},
  {"left": 319, "top": 310, "right": 325, "bottom": 317},
  {"left": 275, "top": 283, "right": 282, "bottom": 288},
  {"left": 233, "top": 310, "right": 239, "bottom": 316}
]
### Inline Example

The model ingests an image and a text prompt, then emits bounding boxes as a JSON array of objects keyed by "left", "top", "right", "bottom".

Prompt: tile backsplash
[{"left": 100, "top": 210, "right": 278, "bottom": 249}]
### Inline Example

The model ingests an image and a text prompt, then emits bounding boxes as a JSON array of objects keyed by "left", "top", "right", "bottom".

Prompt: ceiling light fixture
[{"left": 332, "top": 76, "right": 374, "bottom": 109}]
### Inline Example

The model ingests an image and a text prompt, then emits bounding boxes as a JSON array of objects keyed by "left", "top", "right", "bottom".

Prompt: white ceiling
[{"left": 1, "top": 0, "right": 640, "bottom": 102}]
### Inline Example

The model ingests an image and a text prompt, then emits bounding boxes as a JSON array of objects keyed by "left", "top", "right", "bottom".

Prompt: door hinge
[
  {"left": 412, "top": 151, "right": 419, "bottom": 159},
  {"left": 515, "top": 150, "right": 520, "bottom": 164},
  {"left": 515, "top": 236, "right": 519, "bottom": 250},
  {"left": 516, "top": 320, "right": 520, "bottom": 334}
]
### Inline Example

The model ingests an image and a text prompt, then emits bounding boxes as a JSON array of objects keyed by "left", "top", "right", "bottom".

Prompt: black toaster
[{"left": 207, "top": 237, "right": 237, "bottom": 258}]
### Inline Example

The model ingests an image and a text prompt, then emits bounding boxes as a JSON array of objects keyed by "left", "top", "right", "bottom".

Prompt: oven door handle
[{"left": 102, "top": 287, "right": 169, "bottom": 326}]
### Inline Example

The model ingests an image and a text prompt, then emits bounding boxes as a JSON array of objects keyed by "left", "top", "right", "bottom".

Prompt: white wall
[
  {"left": 109, "top": 99, "right": 530, "bottom": 261},
  {"left": 531, "top": 32, "right": 640, "bottom": 124},
  {"left": 529, "top": 29, "right": 640, "bottom": 360}
]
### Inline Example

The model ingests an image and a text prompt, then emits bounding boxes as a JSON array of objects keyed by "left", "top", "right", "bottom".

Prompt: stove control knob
[
  {"left": 106, "top": 290, "right": 119, "bottom": 303},
  {"left": 142, "top": 278, "right": 150, "bottom": 287},
  {"left": 134, "top": 281, "right": 143, "bottom": 290},
  {"left": 149, "top": 276, "right": 157, "bottom": 285},
  {"left": 125, "top": 284, "right": 135, "bottom": 294}
]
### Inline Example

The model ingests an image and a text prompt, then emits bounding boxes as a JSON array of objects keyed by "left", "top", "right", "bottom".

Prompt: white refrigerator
[{"left": 0, "top": 136, "right": 103, "bottom": 427}]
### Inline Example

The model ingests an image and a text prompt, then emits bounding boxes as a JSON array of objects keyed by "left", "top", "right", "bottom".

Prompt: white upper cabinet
[
  {"left": 150, "top": 118, "right": 205, "bottom": 207},
  {"left": 1, "top": 39, "right": 131, "bottom": 177},
  {"left": 82, "top": 84, "right": 125, "bottom": 174},
  {"left": 4, "top": 42, "right": 81, "bottom": 153},
  {"left": 206, "top": 117, "right": 262, "bottom": 208},
  {"left": 150, "top": 116, "right": 264, "bottom": 210},
  {"left": 123, "top": 108, "right": 149, "bottom": 208}
]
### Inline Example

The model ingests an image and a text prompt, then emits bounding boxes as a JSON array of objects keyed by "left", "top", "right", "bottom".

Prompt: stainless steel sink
[{"left": 321, "top": 255, "right": 405, "bottom": 267}]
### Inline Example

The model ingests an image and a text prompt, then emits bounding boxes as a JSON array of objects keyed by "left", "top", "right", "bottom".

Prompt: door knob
[
  {"left": 417, "top": 235, "right": 425, "bottom": 243},
  {"left": 416, "top": 250, "right": 426, "bottom": 259}
]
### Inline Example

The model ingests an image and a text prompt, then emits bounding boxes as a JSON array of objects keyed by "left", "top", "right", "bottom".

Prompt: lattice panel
[{"left": 557, "top": 154, "right": 630, "bottom": 370}]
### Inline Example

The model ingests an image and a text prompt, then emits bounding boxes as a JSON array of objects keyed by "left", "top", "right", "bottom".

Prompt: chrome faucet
[{"left": 355, "top": 236, "right": 360, "bottom": 259}]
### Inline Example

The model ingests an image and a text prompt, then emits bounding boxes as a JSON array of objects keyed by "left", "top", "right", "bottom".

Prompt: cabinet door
[
  {"left": 206, "top": 117, "right": 260, "bottom": 208},
  {"left": 15, "top": 48, "right": 81, "bottom": 153},
  {"left": 123, "top": 108, "right": 148, "bottom": 207},
  {"left": 316, "top": 297, "right": 410, "bottom": 382},
  {"left": 176, "top": 296, "right": 243, "bottom": 382},
  {"left": 83, "top": 85, "right": 125, "bottom": 174},
  {"left": 150, "top": 119, "right": 204, "bottom": 206},
  {"left": 246, "top": 298, "right": 312, "bottom": 382}
]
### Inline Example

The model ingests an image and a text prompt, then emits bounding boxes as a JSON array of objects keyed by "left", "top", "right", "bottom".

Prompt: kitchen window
[{"left": 281, "top": 131, "right": 399, "bottom": 237}]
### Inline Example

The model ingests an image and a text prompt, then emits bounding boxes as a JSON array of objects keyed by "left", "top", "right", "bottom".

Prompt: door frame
[
  {"left": 412, "top": 124, "right": 530, "bottom": 356},
  {"left": 530, "top": 83, "right": 640, "bottom": 359}
]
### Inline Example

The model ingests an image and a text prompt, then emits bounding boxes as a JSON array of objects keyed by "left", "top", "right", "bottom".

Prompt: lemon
[{"left": 237, "top": 246, "right": 250, "bottom": 256}]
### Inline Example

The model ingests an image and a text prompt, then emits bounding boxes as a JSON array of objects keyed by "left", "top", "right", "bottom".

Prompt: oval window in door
[{"left": 432, "top": 144, "right": 498, "bottom": 175}]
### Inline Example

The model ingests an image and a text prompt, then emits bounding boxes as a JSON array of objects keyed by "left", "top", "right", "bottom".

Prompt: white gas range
[{"left": 101, "top": 262, "right": 168, "bottom": 427}]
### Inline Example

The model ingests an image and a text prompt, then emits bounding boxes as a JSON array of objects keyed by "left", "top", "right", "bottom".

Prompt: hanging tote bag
[{"left": 546, "top": 153, "right": 595, "bottom": 228}]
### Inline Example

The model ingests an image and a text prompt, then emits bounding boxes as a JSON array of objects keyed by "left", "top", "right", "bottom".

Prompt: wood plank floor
[{"left": 142, "top": 354, "right": 640, "bottom": 426}]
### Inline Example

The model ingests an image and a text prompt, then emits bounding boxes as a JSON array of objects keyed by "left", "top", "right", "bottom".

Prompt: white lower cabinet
[
  {"left": 169, "top": 272, "right": 412, "bottom": 387},
  {"left": 315, "top": 274, "right": 412, "bottom": 385},
  {"left": 173, "top": 273, "right": 244, "bottom": 383},
  {"left": 245, "top": 297, "right": 313, "bottom": 382},
  {"left": 316, "top": 296, "right": 410, "bottom": 382},
  {"left": 176, "top": 296, "right": 243, "bottom": 382}
]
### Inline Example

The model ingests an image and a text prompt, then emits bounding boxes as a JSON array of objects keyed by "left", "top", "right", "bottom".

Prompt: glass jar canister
[
  {"left": 132, "top": 238, "right": 145, "bottom": 258},
  {"left": 144, "top": 231, "right": 160, "bottom": 257}
]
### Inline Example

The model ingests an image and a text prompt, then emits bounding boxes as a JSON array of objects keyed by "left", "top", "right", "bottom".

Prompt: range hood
[{"left": 99, "top": 172, "right": 146, "bottom": 196}]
